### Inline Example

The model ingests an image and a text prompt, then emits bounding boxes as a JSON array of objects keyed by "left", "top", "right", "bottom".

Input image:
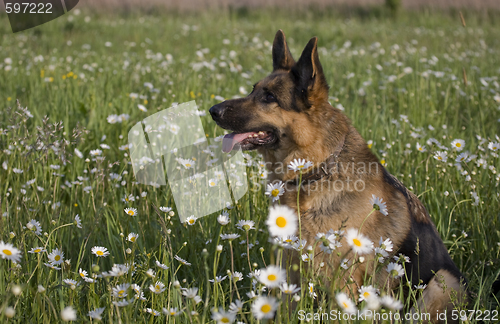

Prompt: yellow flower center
[
  {"left": 456, "top": 143, "right": 461, "bottom": 147},
  {"left": 298, "top": 165, "right": 304, "bottom": 169},
  {"left": 96, "top": 251, "right": 104, "bottom": 256},
  {"left": 118, "top": 290, "right": 125, "bottom": 296},
  {"left": 130, "top": 237, "right": 136, "bottom": 242},
  {"left": 363, "top": 292, "right": 370, "bottom": 298},
  {"left": 55, "top": 255, "right": 61, "bottom": 261},
  {"left": 353, "top": 238, "right": 362, "bottom": 247},
  {"left": 189, "top": 219, "right": 194, "bottom": 224},
  {"left": 267, "top": 274, "right": 277, "bottom": 281},
  {"left": 271, "top": 189, "right": 280, "bottom": 197},
  {"left": 276, "top": 216, "right": 287, "bottom": 228},
  {"left": 80, "top": 273, "right": 85, "bottom": 277},
  {"left": 221, "top": 318, "right": 230, "bottom": 323},
  {"left": 342, "top": 302, "right": 349, "bottom": 309},
  {"left": 3, "top": 249, "right": 12, "bottom": 256},
  {"left": 34, "top": 249, "right": 41, "bottom": 253},
  {"left": 261, "top": 304, "right": 271, "bottom": 313},
  {"left": 127, "top": 211, "right": 134, "bottom": 215},
  {"left": 210, "top": 182, "right": 215, "bottom": 186},
  {"left": 185, "top": 163, "right": 191, "bottom": 168}
]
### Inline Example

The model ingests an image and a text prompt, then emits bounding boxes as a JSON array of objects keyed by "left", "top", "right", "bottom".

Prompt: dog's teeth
[
  {"left": 258, "top": 131, "right": 264, "bottom": 135},
  {"left": 253, "top": 134, "right": 258, "bottom": 137},
  {"left": 248, "top": 134, "right": 253, "bottom": 138}
]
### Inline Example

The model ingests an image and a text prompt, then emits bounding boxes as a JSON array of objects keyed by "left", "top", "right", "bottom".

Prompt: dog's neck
[{"left": 284, "top": 133, "right": 346, "bottom": 187}]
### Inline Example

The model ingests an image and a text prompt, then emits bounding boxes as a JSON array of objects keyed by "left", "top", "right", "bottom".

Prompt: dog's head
[{"left": 210, "top": 30, "right": 347, "bottom": 169}]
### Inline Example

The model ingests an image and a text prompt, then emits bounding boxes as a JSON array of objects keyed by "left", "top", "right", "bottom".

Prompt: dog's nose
[{"left": 209, "top": 104, "right": 226, "bottom": 121}]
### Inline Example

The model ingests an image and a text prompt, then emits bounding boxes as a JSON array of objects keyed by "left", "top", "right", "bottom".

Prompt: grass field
[{"left": 0, "top": 7, "right": 500, "bottom": 323}]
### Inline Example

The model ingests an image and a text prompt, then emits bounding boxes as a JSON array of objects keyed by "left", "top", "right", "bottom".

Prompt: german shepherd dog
[{"left": 210, "top": 30, "right": 467, "bottom": 322}]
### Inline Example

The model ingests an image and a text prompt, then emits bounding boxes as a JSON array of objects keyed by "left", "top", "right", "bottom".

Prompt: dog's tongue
[{"left": 222, "top": 132, "right": 254, "bottom": 153}]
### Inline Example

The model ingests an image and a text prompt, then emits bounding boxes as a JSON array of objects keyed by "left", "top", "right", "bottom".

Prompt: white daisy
[
  {"left": 47, "top": 247, "right": 64, "bottom": 265},
  {"left": 265, "top": 181, "right": 285, "bottom": 202},
  {"left": 185, "top": 215, "right": 197, "bottom": 225},
  {"left": 336, "top": 292, "right": 357, "bottom": 314},
  {"left": 220, "top": 233, "right": 240, "bottom": 240},
  {"left": 28, "top": 247, "right": 46, "bottom": 254},
  {"left": 358, "top": 285, "right": 378, "bottom": 302},
  {"left": 63, "top": 279, "right": 78, "bottom": 289},
  {"left": 345, "top": 228, "right": 373, "bottom": 255},
  {"left": 124, "top": 208, "right": 138, "bottom": 216},
  {"left": 91, "top": 246, "right": 110, "bottom": 258},
  {"left": 88, "top": 307, "right": 105, "bottom": 320},
  {"left": 177, "top": 158, "right": 195, "bottom": 169},
  {"left": 159, "top": 206, "right": 172, "bottom": 213},
  {"left": 266, "top": 205, "right": 297, "bottom": 238},
  {"left": 386, "top": 262, "right": 405, "bottom": 278},
  {"left": 208, "top": 178, "right": 218, "bottom": 187},
  {"left": 488, "top": 142, "right": 499, "bottom": 151},
  {"left": 138, "top": 104, "right": 147, "bottom": 112},
  {"left": 112, "top": 283, "right": 130, "bottom": 298},
  {"left": 146, "top": 308, "right": 161, "bottom": 316},
  {"left": 26, "top": 219, "right": 42, "bottom": 235},
  {"left": 155, "top": 260, "right": 169, "bottom": 270},
  {"left": 369, "top": 194, "right": 388, "bottom": 216},
  {"left": 217, "top": 212, "right": 230, "bottom": 225},
  {"left": 416, "top": 142, "right": 426, "bottom": 152},
  {"left": 258, "top": 265, "right": 286, "bottom": 288},
  {"left": 236, "top": 220, "right": 255, "bottom": 231},
  {"left": 211, "top": 307, "right": 236, "bottom": 324},
  {"left": 451, "top": 139, "right": 465, "bottom": 151},
  {"left": 434, "top": 151, "right": 448, "bottom": 162},
  {"left": 251, "top": 296, "right": 278, "bottom": 320},
  {"left": 78, "top": 268, "right": 88, "bottom": 278},
  {"left": 288, "top": 158, "right": 314, "bottom": 172},
  {"left": 127, "top": 233, "right": 139, "bottom": 243},
  {"left": 380, "top": 295, "right": 403, "bottom": 310},
  {"left": 308, "top": 282, "right": 317, "bottom": 299},
  {"left": 74, "top": 215, "right": 82, "bottom": 229},
  {"left": 456, "top": 152, "right": 469, "bottom": 163},
  {"left": 379, "top": 237, "right": 393, "bottom": 252},
  {"left": 61, "top": 306, "right": 77, "bottom": 321},
  {"left": 174, "top": 255, "right": 191, "bottom": 266},
  {"left": 149, "top": 281, "right": 166, "bottom": 294},
  {"left": 280, "top": 283, "right": 301, "bottom": 294}
]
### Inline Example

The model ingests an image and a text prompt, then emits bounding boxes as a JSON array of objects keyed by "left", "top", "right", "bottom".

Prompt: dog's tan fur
[{"left": 210, "top": 30, "right": 468, "bottom": 322}]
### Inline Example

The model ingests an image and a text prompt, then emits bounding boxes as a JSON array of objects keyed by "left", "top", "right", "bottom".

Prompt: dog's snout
[{"left": 209, "top": 103, "right": 226, "bottom": 121}]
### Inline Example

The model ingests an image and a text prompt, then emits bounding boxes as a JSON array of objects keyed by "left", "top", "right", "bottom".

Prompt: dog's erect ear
[
  {"left": 292, "top": 37, "right": 329, "bottom": 104},
  {"left": 272, "top": 30, "right": 295, "bottom": 71}
]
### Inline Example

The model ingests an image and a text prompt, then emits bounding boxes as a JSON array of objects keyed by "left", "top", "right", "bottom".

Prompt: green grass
[{"left": 0, "top": 7, "right": 499, "bottom": 323}]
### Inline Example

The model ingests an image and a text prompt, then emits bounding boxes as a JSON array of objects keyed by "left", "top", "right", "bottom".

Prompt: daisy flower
[
  {"left": 336, "top": 292, "right": 357, "bottom": 314},
  {"left": 308, "top": 282, "right": 317, "bottom": 299},
  {"left": 185, "top": 215, "right": 197, "bottom": 225},
  {"left": 288, "top": 158, "right": 314, "bottom": 172},
  {"left": 236, "top": 220, "right": 255, "bottom": 231},
  {"left": 434, "top": 151, "right": 448, "bottom": 162},
  {"left": 229, "top": 299, "right": 243, "bottom": 313},
  {"left": 208, "top": 178, "right": 218, "bottom": 187},
  {"left": 386, "top": 262, "right": 405, "bottom": 278},
  {"left": 91, "top": 246, "right": 110, "bottom": 258},
  {"left": 416, "top": 142, "right": 426, "bottom": 152},
  {"left": 149, "top": 281, "right": 166, "bottom": 294},
  {"left": 159, "top": 206, "right": 172, "bottom": 213},
  {"left": 174, "top": 255, "right": 191, "bottom": 266},
  {"left": 155, "top": 260, "right": 169, "bottom": 270},
  {"left": 258, "top": 265, "right": 286, "bottom": 288},
  {"left": 88, "top": 307, "right": 105, "bottom": 320},
  {"left": 345, "top": 228, "right": 374, "bottom": 255},
  {"left": 358, "top": 285, "right": 378, "bottom": 302},
  {"left": 112, "top": 284, "right": 130, "bottom": 298},
  {"left": 265, "top": 181, "right": 285, "bottom": 202},
  {"left": 127, "top": 233, "right": 139, "bottom": 243},
  {"left": 163, "top": 308, "right": 180, "bottom": 316},
  {"left": 28, "top": 247, "right": 45, "bottom": 254},
  {"left": 451, "top": 139, "right": 465, "bottom": 151},
  {"left": 26, "top": 219, "right": 42, "bottom": 235},
  {"left": 146, "top": 308, "right": 161, "bottom": 316},
  {"left": 369, "top": 194, "right": 388, "bottom": 216},
  {"left": 74, "top": 215, "right": 82, "bottom": 229},
  {"left": 63, "top": 279, "right": 78, "bottom": 289},
  {"left": 488, "top": 142, "right": 499, "bottom": 151},
  {"left": 44, "top": 262, "right": 61, "bottom": 270},
  {"left": 456, "top": 152, "right": 469, "bottom": 163},
  {"left": 209, "top": 275, "right": 227, "bottom": 283},
  {"left": 181, "top": 287, "right": 199, "bottom": 299},
  {"left": 217, "top": 212, "right": 230, "bottom": 225},
  {"left": 280, "top": 283, "right": 301, "bottom": 294},
  {"left": 380, "top": 295, "right": 403, "bottom": 310},
  {"left": 47, "top": 247, "right": 64, "bottom": 265},
  {"left": 220, "top": 233, "right": 240, "bottom": 240},
  {"left": 138, "top": 104, "right": 148, "bottom": 112},
  {"left": 124, "top": 207, "right": 138, "bottom": 216},
  {"left": 266, "top": 205, "right": 297, "bottom": 237},
  {"left": 78, "top": 268, "right": 88, "bottom": 279},
  {"left": 61, "top": 306, "right": 77, "bottom": 321},
  {"left": 379, "top": 237, "right": 393, "bottom": 252},
  {"left": 251, "top": 296, "right": 279, "bottom": 320},
  {"left": 212, "top": 308, "right": 236, "bottom": 324},
  {"left": 177, "top": 158, "right": 195, "bottom": 169},
  {"left": 414, "top": 284, "right": 427, "bottom": 291}
]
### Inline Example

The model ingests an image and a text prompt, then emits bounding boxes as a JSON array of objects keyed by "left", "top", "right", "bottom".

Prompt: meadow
[{"left": 0, "top": 6, "right": 499, "bottom": 323}]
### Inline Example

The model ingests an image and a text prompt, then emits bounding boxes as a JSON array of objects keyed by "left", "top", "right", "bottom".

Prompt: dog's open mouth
[{"left": 222, "top": 130, "right": 276, "bottom": 153}]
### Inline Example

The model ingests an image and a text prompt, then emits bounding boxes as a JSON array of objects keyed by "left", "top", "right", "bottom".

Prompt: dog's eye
[{"left": 265, "top": 93, "right": 276, "bottom": 102}]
